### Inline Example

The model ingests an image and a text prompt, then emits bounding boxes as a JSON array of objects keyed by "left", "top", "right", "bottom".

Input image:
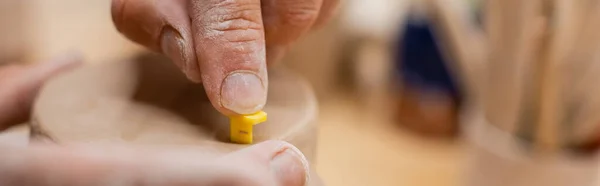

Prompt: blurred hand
[
  {"left": 0, "top": 53, "right": 82, "bottom": 130},
  {"left": 0, "top": 53, "right": 309, "bottom": 186},
  {"left": 0, "top": 140, "right": 309, "bottom": 186},
  {"left": 111, "top": 0, "right": 340, "bottom": 115}
]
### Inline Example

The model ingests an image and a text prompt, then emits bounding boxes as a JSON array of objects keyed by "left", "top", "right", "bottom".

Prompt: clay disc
[{"left": 31, "top": 53, "right": 323, "bottom": 185}]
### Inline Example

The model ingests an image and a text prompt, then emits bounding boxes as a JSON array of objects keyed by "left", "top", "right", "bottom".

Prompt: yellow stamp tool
[{"left": 229, "top": 111, "right": 267, "bottom": 144}]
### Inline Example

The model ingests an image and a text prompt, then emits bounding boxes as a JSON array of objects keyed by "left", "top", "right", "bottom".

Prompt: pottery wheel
[{"left": 31, "top": 53, "right": 323, "bottom": 185}]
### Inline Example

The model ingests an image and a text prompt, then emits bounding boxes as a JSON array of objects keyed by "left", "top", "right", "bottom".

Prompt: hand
[
  {"left": 0, "top": 140, "right": 309, "bottom": 186},
  {"left": 0, "top": 53, "right": 82, "bottom": 130},
  {"left": 0, "top": 53, "right": 309, "bottom": 186},
  {"left": 111, "top": 0, "right": 340, "bottom": 116}
]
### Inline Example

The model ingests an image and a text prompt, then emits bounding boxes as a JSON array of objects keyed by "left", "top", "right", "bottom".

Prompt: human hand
[
  {"left": 0, "top": 53, "right": 309, "bottom": 186},
  {"left": 0, "top": 140, "right": 309, "bottom": 186},
  {"left": 111, "top": 0, "right": 340, "bottom": 116},
  {"left": 0, "top": 53, "right": 82, "bottom": 130}
]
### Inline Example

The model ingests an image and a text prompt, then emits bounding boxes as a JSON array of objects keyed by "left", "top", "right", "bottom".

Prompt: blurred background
[{"left": 1, "top": 0, "right": 599, "bottom": 186}]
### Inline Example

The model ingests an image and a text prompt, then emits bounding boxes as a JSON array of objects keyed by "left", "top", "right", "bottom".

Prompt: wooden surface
[
  {"left": 31, "top": 53, "right": 323, "bottom": 185},
  {"left": 316, "top": 93, "right": 464, "bottom": 186}
]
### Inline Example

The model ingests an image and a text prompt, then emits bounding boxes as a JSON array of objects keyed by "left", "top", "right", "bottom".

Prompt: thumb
[
  {"left": 0, "top": 140, "right": 309, "bottom": 186},
  {"left": 219, "top": 140, "right": 310, "bottom": 186}
]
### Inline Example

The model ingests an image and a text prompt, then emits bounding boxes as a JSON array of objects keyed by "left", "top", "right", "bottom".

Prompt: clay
[{"left": 31, "top": 53, "right": 323, "bottom": 185}]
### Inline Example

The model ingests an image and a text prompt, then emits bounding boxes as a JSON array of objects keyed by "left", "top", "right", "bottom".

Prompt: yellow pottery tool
[{"left": 229, "top": 111, "right": 267, "bottom": 144}]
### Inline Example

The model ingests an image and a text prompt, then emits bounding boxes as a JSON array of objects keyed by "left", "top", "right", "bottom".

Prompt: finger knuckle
[
  {"left": 205, "top": 0, "right": 263, "bottom": 32},
  {"left": 201, "top": 0, "right": 264, "bottom": 45},
  {"left": 280, "top": 0, "right": 320, "bottom": 27}
]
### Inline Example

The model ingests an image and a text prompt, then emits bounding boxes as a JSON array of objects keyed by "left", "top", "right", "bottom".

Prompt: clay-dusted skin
[{"left": 31, "top": 53, "right": 323, "bottom": 185}]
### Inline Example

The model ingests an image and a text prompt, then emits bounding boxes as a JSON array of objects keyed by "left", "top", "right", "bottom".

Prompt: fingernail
[
  {"left": 270, "top": 146, "right": 310, "bottom": 186},
  {"left": 161, "top": 28, "right": 187, "bottom": 72},
  {"left": 221, "top": 71, "right": 266, "bottom": 114}
]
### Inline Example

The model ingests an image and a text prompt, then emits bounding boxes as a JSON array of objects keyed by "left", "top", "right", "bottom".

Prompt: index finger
[
  {"left": 190, "top": 0, "right": 268, "bottom": 115},
  {"left": 0, "top": 53, "right": 82, "bottom": 130}
]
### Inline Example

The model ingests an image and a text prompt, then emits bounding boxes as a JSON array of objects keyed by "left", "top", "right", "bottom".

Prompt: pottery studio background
[{"left": 2, "top": 0, "right": 600, "bottom": 186}]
